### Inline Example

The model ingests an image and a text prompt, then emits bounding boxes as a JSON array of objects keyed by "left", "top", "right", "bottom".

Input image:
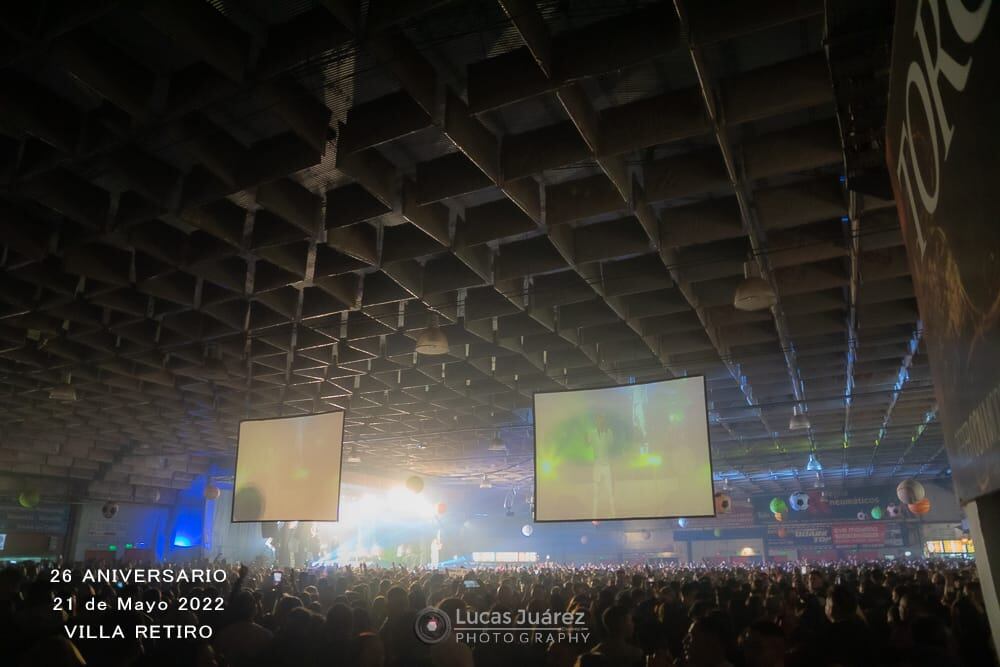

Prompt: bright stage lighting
[
  {"left": 385, "top": 485, "right": 436, "bottom": 520},
  {"left": 307, "top": 483, "right": 441, "bottom": 567}
]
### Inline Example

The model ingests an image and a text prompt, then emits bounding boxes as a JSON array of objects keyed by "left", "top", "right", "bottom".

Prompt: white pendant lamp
[
  {"left": 488, "top": 432, "right": 507, "bottom": 452},
  {"left": 789, "top": 405, "right": 811, "bottom": 430},
  {"left": 733, "top": 261, "right": 776, "bottom": 311},
  {"left": 416, "top": 314, "right": 449, "bottom": 355}
]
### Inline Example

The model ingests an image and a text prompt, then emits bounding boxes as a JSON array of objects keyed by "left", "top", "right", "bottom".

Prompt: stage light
[
  {"left": 49, "top": 381, "right": 77, "bottom": 401},
  {"left": 386, "top": 486, "right": 436, "bottom": 519},
  {"left": 196, "top": 344, "right": 231, "bottom": 381},
  {"left": 197, "top": 357, "right": 231, "bottom": 381},
  {"left": 789, "top": 406, "right": 811, "bottom": 430},
  {"left": 504, "top": 490, "right": 515, "bottom": 516},
  {"left": 416, "top": 315, "right": 449, "bottom": 355},
  {"left": 488, "top": 432, "right": 507, "bottom": 452},
  {"left": 806, "top": 452, "right": 822, "bottom": 472},
  {"left": 733, "top": 275, "right": 776, "bottom": 311}
]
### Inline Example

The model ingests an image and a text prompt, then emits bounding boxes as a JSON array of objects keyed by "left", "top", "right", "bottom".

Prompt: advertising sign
[
  {"left": 0, "top": 501, "right": 70, "bottom": 534},
  {"left": 885, "top": 0, "right": 1000, "bottom": 503},
  {"left": 752, "top": 489, "right": 897, "bottom": 523}
]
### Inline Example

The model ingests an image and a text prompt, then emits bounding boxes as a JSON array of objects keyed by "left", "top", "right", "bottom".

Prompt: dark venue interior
[{"left": 0, "top": 1, "right": 998, "bottom": 667}]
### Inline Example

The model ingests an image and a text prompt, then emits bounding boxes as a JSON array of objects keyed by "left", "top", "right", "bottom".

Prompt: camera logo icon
[{"left": 414, "top": 606, "right": 451, "bottom": 644}]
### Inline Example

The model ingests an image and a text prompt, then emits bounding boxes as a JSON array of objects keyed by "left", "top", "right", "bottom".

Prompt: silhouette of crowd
[{"left": 1, "top": 558, "right": 995, "bottom": 667}]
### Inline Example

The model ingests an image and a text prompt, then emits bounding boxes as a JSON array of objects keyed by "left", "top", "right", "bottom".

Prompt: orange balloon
[
  {"left": 435, "top": 502, "right": 447, "bottom": 515},
  {"left": 777, "top": 527, "right": 787, "bottom": 539},
  {"left": 907, "top": 498, "right": 931, "bottom": 515},
  {"left": 204, "top": 485, "right": 221, "bottom": 500},
  {"left": 774, "top": 512, "right": 783, "bottom": 522}
]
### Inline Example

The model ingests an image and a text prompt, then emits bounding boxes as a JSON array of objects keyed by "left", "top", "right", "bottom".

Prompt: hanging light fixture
[
  {"left": 504, "top": 489, "right": 516, "bottom": 516},
  {"left": 49, "top": 373, "right": 77, "bottom": 401},
  {"left": 733, "top": 260, "right": 776, "bottom": 311},
  {"left": 197, "top": 344, "right": 231, "bottom": 381},
  {"left": 479, "top": 474, "right": 492, "bottom": 489},
  {"left": 416, "top": 314, "right": 449, "bottom": 355},
  {"left": 488, "top": 431, "right": 507, "bottom": 452},
  {"left": 789, "top": 405, "right": 811, "bottom": 430},
  {"left": 806, "top": 452, "right": 822, "bottom": 472},
  {"left": 346, "top": 445, "right": 361, "bottom": 463}
]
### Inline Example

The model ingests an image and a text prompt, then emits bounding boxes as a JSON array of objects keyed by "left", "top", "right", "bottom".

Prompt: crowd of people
[{"left": 0, "top": 557, "right": 995, "bottom": 667}]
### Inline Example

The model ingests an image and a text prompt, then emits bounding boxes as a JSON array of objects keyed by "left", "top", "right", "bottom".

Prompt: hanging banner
[
  {"left": 0, "top": 502, "right": 70, "bottom": 534},
  {"left": 766, "top": 524, "right": 834, "bottom": 548},
  {"left": 831, "top": 523, "right": 905, "bottom": 547},
  {"left": 752, "top": 489, "right": 899, "bottom": 523},
  {"left": 885, "top": 0, "right": 1000, "bottom": 503},
  {"left": 767, "top": 522, "right": 906, "bottom": 549}
]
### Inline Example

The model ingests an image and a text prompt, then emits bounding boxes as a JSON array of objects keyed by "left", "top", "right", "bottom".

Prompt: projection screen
[
  {"left": 533, "top": 376, "right": 714, "bottom": 522},
  {"left": 232, "top": 411, "right": 345, "bottom": 522}
]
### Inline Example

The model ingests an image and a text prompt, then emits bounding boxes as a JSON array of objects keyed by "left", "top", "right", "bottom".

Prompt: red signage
[{"left": 831, "top": 523, "right": 887, "bottom": 546}]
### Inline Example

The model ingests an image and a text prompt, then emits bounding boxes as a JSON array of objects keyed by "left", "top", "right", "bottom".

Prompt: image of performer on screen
[
  {"left": 632, "top": 384, "right": 649, "bottom": 455},
  {"left": 587, "top": 413, "right": 616, "bottom": 517}
]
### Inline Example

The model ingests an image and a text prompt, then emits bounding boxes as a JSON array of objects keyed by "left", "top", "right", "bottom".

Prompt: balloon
[
  {"left": 856, "top": 511, "right": 867, "bottom": 520},
  {"left": 773, "top": 512, "right": 783, "bottom": 522},
  {"left": 789, "top": 492, "right": 810, "bottom": 511},
  {"left": 591, "top": 520, "right": 600, "bottom": 527},
  {"left": 102, "top": 502, "right": 119, "bottom": 519},
  {"left": 580, "top": 535, "right": 588, "bottom": 545},
  {"left": 870, "top": 506, "right": 883, "bottom": 520},
  {"left": 897, "top": 479, "right": 925, "bottom": 504},
  {"left": 521, "top": 524, "right": 533, "bottom": 537},
  {"left": 405, "top": 476, "right": 425, "bottom": 494},
  {"left": 714, "top": 492, "right": 732, "bottom": 514},
  {"left": 204, "top": 484, "right": 221, "bottom": 500},
  {"left": 435, "top": 502, "right": 447, "bottom": 515},
  {"left": 677, "top": 518, "right": 688, "bottom": 528},
  {"left": 18, "top": 490, "right": 40, "bottom": 508},
  {"left": 886, "top": 503, "right": 901, "bottom": 518},
  {"left": 908, "top": 498, "right": 931, "bottom": 515},
  {"left": 769, "top": 498, "right": 788, "bottom": 514}
]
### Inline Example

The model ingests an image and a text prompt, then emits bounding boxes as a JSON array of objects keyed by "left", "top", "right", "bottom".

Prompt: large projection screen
[
  {"left": 533, "top": 376, "right": 714, "bottom": 522},
  {"left": 232, "top": 411, "right": 345, "bottom": 522}
]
